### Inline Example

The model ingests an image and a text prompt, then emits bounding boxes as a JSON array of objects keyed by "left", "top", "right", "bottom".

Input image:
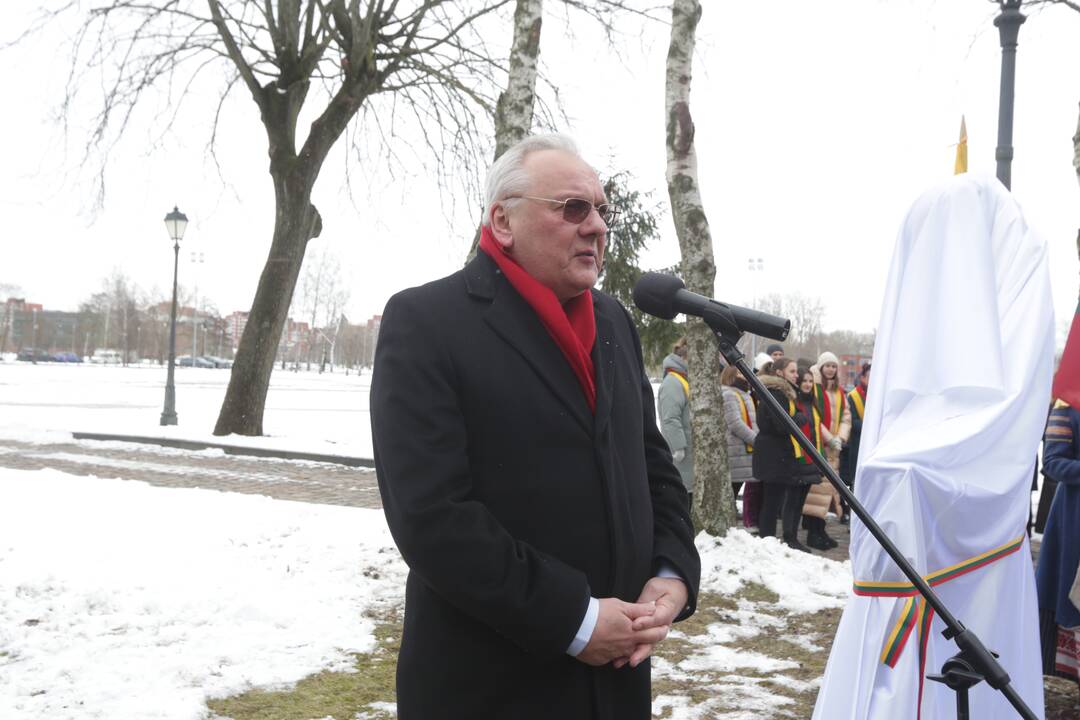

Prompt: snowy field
[
  {"left": 0, "top": 361, "right": 374, "bottom": 457},
  {"left": 0, "top": 469, "right": 850, "bottom": 720},
  {"left": 0, "top": 469, "right": 406, "bottom": 719},
  {"left": 0, "top": 359, "right": 854, "bottom": 719}
]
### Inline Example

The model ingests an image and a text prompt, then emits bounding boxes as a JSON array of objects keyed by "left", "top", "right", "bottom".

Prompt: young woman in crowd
[
  {"left": 803, "top": 351, "right": 848, "bottom": 543},
  {"left": 752, "top": 357, "right": 809, "bottom": 550},
  {"left": 721, "top": 364, "right": 759, "bottom": 528},
  {"left": 797, "top": 368, "right": 840, "bottom": 550}
]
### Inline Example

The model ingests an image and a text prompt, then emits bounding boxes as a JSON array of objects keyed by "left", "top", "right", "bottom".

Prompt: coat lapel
[{"left": 469, "top": 255, "right": 594, "bottom": 435}]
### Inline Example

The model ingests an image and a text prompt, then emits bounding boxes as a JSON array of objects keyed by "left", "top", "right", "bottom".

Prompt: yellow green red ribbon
[{"left": 852, "top": 535, "right": 1025, "bottom": 718}]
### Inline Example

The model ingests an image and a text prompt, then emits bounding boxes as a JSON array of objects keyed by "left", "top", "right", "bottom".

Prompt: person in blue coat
[{"left": 1035, "top": 400, "right": 1080, "bottom": 685}]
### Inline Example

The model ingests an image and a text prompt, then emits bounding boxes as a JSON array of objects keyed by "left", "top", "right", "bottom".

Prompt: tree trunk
[
  {"left": 665, "top": 0, "right": 734, "bottom": 536},
  {"left": 214, "top": 169, "right": 322, "bottom": 436},
  {"left": 1073, "top": 101, "right": 1080, "bottom": 189},
  {"left": 465, "top": 0, "right": 543, "bottom": 261}
]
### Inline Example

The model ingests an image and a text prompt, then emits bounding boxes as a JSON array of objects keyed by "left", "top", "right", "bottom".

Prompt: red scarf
[
  {"left": 479, "top": 225, "right": 596, "bottom": 412},
  {"left": 820, "top": 384, "right": 841, "bottom": 431}
]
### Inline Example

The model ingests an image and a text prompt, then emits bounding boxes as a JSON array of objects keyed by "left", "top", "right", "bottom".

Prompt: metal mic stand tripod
[{"left": 699, "top": 306, "right": 1038, "bottom": 720}]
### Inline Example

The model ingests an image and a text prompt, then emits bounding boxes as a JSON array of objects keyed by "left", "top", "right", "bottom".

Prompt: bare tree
[
  {"left": 292, "top": 244, "right": 348, "bottom": 370},
  {"left": 756, "top": 292, "right": 826, "bottom": 359},
  {"left": 35, "top": 0, "right": 514, "bottom": 434},
  {"left": 464, "top": 0, "right": 665, "bottom": 261},
  {"left": 465, "top": 0, "right": 543, "bottom": 260},
  {"left": 665, "top": 0, "right": 733, "bottom": 535}
]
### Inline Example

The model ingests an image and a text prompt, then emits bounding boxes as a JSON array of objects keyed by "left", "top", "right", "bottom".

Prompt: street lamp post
[
  {"left": 160, "top": 206, "right": 188, "bottom": 426},
  {"left": 994, "top": 0, "right": 1026, "bottom": 190}
]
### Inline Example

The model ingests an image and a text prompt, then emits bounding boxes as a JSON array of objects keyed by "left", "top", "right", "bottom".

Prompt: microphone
[{"left": 633, "top": 272, "right": 790, "bottom": 341}]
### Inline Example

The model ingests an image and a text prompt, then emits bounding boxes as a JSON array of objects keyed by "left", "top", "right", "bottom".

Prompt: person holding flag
[{"left": 813, "top": 174, "right": 1051, "bottom": 719}]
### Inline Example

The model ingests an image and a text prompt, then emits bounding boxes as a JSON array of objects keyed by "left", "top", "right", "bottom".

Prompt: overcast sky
[{"left": 4, "top": 0, "right": 1080, "bottom": 339}]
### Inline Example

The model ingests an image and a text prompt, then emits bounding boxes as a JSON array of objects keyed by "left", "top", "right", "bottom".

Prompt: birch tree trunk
[
  {"left": 466, "top": 0, "right": 543, "bottom": 260},
  {"left": 1073, "top": 101, "right": 1080, "bottom": 189},
  {"left": 665, "top": 0, "right": 734, "bottom": 536}
]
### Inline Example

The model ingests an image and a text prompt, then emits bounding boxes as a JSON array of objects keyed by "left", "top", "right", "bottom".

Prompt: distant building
[
  {"left": 227, "top": 311, "right": 249, "bottom": 351},
  {"left": 840, "top": 353, "right": 872, "bottom": 389}
]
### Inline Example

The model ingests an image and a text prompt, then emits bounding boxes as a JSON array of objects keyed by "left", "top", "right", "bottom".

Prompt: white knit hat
[
  {"left": 754, "top": 352, "right": 773, "bottom": 372},
  {"left": 817, "top": 351, "right": 839, "bottom": 367}
]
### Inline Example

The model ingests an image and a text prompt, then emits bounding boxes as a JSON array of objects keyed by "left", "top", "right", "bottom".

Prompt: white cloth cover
[{"left": 813, "top": 175, "right": 1052, "bottom": 719}]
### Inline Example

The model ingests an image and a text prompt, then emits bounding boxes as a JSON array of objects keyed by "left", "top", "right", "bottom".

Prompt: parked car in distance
[
  {"left": 16, "top": 349, "right": 51, "bottom": 362},
  {"left": 50, "top": 352, "right": 82, "bottom": 363},
  {"left": 177, "top": 355, "right": 216, "bottom": 368},
  {"left": 90, "top": 349, "right": 123, "bottom": 364},
  {"left": 203, "top": 356, "right": 233, "bottom": 369}
]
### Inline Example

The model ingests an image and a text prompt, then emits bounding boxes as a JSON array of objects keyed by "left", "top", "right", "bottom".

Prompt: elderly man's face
[
  {"left": 770, "top": 350, "right": 784, "bottom": 361},
  {"left": 490, "top": 149, "right": 608, "bottom": 302}
]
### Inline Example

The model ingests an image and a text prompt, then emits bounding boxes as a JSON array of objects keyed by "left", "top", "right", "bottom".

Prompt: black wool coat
[
  {"left": 751, "top": 374, "right": 804, "bottom": 486},
  {"left": 370, "top": 253, "right": 701, "bottom": 720}
]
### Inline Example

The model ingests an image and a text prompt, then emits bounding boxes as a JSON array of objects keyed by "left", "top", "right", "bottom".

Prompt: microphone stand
[{"left": 700, "top": 306, "right": 1037, "bottom": 720}]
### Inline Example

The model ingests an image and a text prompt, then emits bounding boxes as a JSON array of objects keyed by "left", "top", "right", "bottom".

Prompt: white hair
[{"left": 483, "top": 133, "right": 582, "bottom": 226}]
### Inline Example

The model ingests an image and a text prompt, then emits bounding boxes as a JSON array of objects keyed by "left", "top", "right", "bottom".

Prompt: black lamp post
[
  {"left": 160, "top": 206, "right": 188, "bottom": 426},
  {"left": 994, "top": 0, "right": 1026, "bottom": 190}
]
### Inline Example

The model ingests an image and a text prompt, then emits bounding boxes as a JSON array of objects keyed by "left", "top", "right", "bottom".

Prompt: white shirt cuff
[
  {"left": 566, "top": 596, "right": 600, "bottom": 657},
  {"left": 656, "top": 562, "right": 686, "bottom": 584}
]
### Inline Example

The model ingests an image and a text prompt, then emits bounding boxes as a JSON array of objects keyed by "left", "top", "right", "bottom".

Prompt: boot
[
  {"left": 784, "top": 536, "right": 811, "bottom": 553},
  {"left": 803, "top": 517, "right": 836, "bottom": 551},
  {"left": 806, "top": 529, "right": 831, "bottom": 551}
]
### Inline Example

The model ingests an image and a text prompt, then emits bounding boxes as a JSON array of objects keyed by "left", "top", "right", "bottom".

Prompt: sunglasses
[{"left": 510, "top": 195, "right": 620, "bottom": 228}]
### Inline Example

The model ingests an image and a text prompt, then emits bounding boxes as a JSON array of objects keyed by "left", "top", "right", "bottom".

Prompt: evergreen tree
[{"left": 600, "top": 173, "right": 684, "bottom": 371}]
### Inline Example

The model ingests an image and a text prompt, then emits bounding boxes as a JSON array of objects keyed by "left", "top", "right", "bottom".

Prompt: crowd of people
[{"left": 658, "top": 340, "right": 871, "bottom": 553}]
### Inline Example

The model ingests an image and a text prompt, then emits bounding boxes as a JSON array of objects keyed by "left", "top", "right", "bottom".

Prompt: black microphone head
[{"left": 633, "top": 272, "right": 686, "bottom": 320}]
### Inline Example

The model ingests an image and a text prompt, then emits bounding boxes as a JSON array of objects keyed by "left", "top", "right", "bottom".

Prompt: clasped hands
[{"left": 577, "top": 576, "right": 687, "bottom": 669}]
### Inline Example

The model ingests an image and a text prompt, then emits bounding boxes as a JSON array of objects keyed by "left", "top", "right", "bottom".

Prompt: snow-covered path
[{"left": 0, "top": 436, "right": 380, "bottom": 508}]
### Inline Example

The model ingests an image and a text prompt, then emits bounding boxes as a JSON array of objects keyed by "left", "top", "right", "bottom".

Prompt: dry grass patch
[
  {"left": 651, "top": 583, "right": 838, "bottom": 719},
  {"left": 208, "top": 611, "right": 399, "bottom": 720}
]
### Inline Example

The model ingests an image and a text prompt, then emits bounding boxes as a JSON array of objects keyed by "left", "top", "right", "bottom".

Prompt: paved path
[{"left": 0, "top": 437, "right": 381, "bottom": 508}]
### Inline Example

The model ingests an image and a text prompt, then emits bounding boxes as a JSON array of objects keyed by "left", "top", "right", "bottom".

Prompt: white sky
[{"left": 3, "top": 0, "right": 1080, "bottom": 335}]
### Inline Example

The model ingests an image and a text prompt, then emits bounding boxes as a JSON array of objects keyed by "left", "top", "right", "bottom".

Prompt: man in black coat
[{"left": 371, "top": 134, "right": 700, "bottom": 719}]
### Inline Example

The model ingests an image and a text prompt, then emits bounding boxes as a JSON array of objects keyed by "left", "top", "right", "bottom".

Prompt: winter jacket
[
  {"left": 794, "top": 394, "right": 824, "bottom": 487},
  {"left": 751, "top": 374, "right": 805, "bottom": 486},
  {"left": 658, "top": 353, "right": 693, "bottom": 492},
  {"left": 721, "top": 385, "right": 758, "bottom": 484}
]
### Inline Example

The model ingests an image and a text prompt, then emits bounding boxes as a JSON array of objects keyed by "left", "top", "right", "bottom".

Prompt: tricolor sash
[
  {"left": 852, "top": 535, "right": 1025, "bottom": 719},
  {"left": 849, "top": 385, "right": 866, "bottom": 421},
  {"left": 788, "top": 398, "right": 822, "bottom": 462}
]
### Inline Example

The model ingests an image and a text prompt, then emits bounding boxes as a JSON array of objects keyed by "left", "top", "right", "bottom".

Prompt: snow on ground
[
  {"left": 0, "top": 468, "right": 407, "bottom": 720},
  {"left": 0, "top": 361, "right": 375, "bottom": 457},
  {"left": 696, "top": 529, "right": 851, "bottom": 614},
  {"left": 647, "top": 530, "right": 851, "bottom": 720}
]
